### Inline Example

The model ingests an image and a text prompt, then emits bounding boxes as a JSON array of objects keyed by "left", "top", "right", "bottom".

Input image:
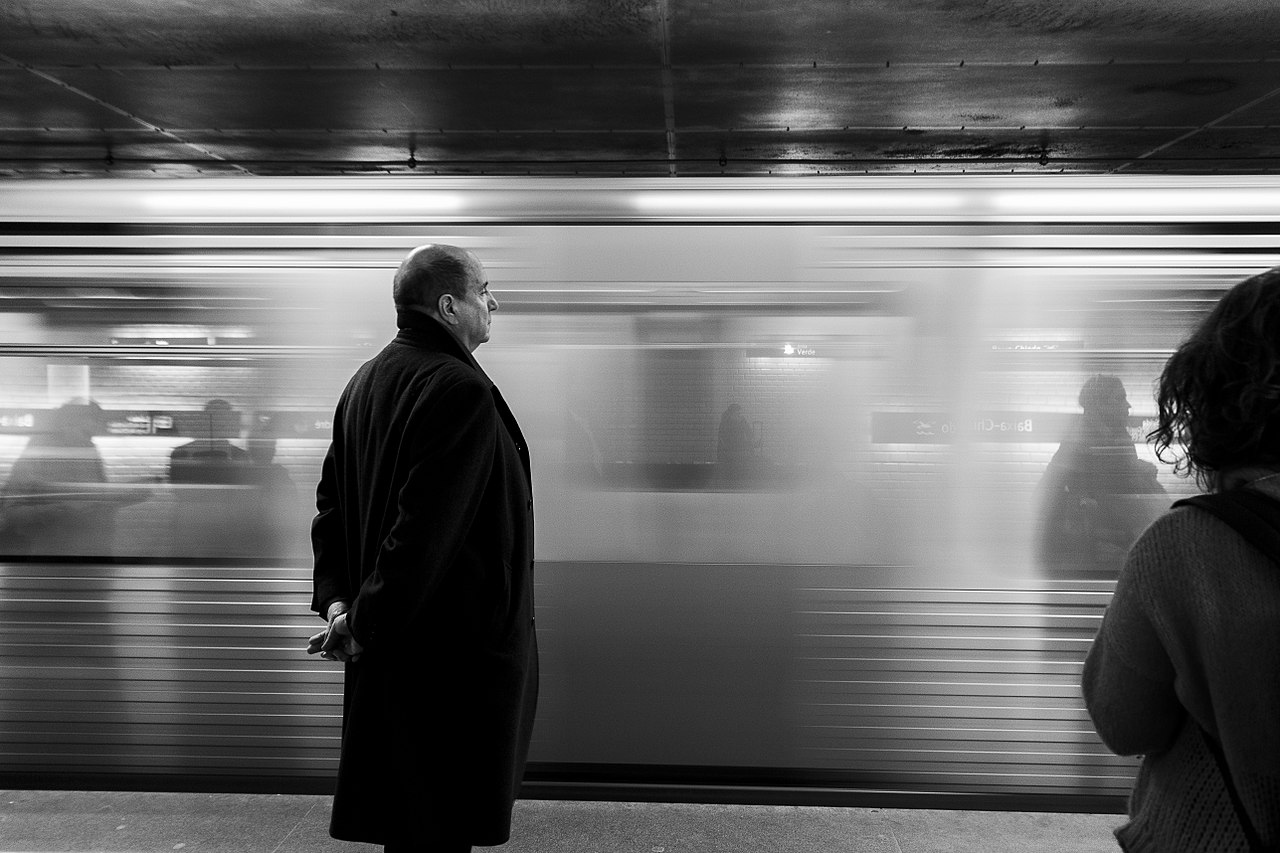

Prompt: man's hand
[{"left": 307, "top": 611, "right": 365, "bottom": 663}]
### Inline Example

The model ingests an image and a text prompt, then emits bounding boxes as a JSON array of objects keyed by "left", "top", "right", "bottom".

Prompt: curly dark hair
[{"left": 1149, "top": 266, "right": 1280, "bottom": 490}]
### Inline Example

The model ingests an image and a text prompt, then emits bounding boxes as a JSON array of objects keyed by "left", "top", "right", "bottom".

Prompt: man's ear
[{"left": 437, "top": 293, "right": 457, "bottom": 324}]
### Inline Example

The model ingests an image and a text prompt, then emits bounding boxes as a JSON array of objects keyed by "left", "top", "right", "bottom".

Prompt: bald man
[{"left": 309, "top": 244, "right": 537, "bottom": 853}]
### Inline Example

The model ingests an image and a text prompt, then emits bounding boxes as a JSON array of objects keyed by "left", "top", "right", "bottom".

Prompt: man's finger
[
  {"left": 306, "top": 630, "right": 328, "bottom": 654},
  {"left": 320, "top": 626, "right": 345, "bottom": 653}
]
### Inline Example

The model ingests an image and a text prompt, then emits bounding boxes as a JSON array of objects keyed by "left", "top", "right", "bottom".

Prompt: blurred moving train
[{"left": 2, "top": 176, "right": 1278, "bottom": 811}]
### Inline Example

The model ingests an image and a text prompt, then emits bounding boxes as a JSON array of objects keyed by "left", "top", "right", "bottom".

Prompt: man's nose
[{"left": 489, "top": 293, "right": 500, "bottom": 311}]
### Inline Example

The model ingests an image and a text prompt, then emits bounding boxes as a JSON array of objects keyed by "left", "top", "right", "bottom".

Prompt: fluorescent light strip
[
  {"left": 143, "top": 189, "right": 464, "bottom": 217},
  {"left": 632, "top": 190, "right": 968, "bottom": 213}
]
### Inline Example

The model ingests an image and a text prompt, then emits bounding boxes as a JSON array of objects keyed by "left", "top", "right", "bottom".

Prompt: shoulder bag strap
[
  {"left": 1171, "top": 488, "right": 1280, "bottom": 853},
  {"left": 1194, "top": 723, "right": 1269, "bottom": 853},
  {"left": 1173, "top": 489, "right": 1280, "bottom": 566}
]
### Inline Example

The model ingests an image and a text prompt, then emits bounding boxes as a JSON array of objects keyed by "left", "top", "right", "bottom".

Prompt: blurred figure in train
[
  {"left": 565, "top": 408, "right": 604, "bottom": 485},
  {"left": 309, "top": 244, "right": 537, "bottom": 853},
  {"left": 1084, "top": 268, "right": 1280, "bottom": 852},
  {"left": 169, "top": 398, "right": 248, "bottom": 482},
  {"left": 1035, "top": 375, "right": 1165, "bottom": 578},
  {"left": 0, "top": 400, "right": 119, "bottom": 556},
  {"left": 168, "top": 398, "right": 251, "bottom": 557},
  {"left": 716, "top": 402, "right": 757, "bottom": 486},
  {"left": 241, "top": 413, "right": 298, "bottom": 557}
]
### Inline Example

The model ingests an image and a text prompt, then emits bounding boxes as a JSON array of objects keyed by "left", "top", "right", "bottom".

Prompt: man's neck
[{"left": 398, "top": 306, "right": 473, "bottom": 352}]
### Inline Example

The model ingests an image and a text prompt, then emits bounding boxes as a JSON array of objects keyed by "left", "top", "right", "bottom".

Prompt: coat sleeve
[
  {"left": 1082, "top": 541, "right": 1184, "bottom": 756},
  {"left": 345, "top": 374, "right": 498, "bottom": 649},
  {"left": 310, "top": 434, "right": 348, "bottom": 619}
]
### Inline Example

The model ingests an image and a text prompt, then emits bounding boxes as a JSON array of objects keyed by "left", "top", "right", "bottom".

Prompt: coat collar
[
  {"left": 394, "top": 308, "right": 530, "bottom": 484},
  {"left": 394, "top": 308, "right": 493, "bottom": 386}
]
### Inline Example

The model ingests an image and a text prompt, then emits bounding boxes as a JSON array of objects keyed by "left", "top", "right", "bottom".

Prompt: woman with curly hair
[{"left": 1083, "top": 267, "right": 1280, "bottom": 852}]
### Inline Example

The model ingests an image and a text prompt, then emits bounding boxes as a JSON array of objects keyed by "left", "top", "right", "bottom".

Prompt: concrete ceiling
[{"left": 4, "top": 0, "right": 1280, "bottom": 178}]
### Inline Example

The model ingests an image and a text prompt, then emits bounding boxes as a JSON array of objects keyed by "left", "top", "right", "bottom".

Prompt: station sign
[
  {"left": 871, "top": 411, "right": 1153, "bottom": 444},
  {"left": 987, "top": 340, "right": 1085, "bottom": 353},
  {"left": 0, "top": 409, "right": 336, "bottom": 437}
]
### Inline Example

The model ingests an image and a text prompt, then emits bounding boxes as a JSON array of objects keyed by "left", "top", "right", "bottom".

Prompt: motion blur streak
[
  {"left": 8, "top": 174, "right": 1280, "bottom": 223},
  {"left": 141, "top": 188, "right": 466, "bottom": 218},
  {"left": 0, "top": 177, "right": 1275, "bottom": 807},
  {"left": 629, "top": 188, "right": 969, "bottom": 214},
  {"left": 986, "top": 184, "right": 1280, "bottom": 219}
]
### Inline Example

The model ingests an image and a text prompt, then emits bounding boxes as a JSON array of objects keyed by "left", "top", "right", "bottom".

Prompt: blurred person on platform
[
  {"left": 169, "top": 398, "right": 248, "bottom": 483},
  {"left": 242, "top": 414, "right": 297, "bottom": 557},
  {"left": 1036, "top": 375, "right": 1166, "bottom": 578},
  {"left": 308, "top": 244, "right": 537, "bottom": 853},
  {"left": 0, "top": 400, "right": 117, "bottom": 556},
  {"left": 716, "top": 402, "right": 756, "bottom": 485},
  {"left": 1083, "top": 267, "right": 1280, "bottom": 851},
  {"left": 168, "top": 398, "right": 250, "bottom": 556}
]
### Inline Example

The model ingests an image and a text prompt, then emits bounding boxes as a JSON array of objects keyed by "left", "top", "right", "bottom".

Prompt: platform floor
[{"left": 0, "top": 790, "right": 1123, "bottom": 853}]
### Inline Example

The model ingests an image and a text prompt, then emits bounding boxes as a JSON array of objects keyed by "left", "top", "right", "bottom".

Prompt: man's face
[
  {"left": 451, "top": 257, "right": 499, "bottom": 352},
  {"left": 1090, "top": 383, "right": 1131, "bottom": 429}
]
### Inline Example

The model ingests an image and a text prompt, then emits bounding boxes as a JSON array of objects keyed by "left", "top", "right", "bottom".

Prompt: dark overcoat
[{"left": 311, "top": 310, "right": 537, "bottom": 847}]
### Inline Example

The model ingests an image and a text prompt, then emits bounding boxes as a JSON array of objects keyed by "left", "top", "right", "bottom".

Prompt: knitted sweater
[{"left": 1083, "top": 475, "right": 1280, "bottom": 852}]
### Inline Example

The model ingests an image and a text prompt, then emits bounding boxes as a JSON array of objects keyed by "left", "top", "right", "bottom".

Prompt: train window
[
  {"left": 0, "top": 352, "right": 328, "bottom": 561},
  {"left": 0, "top": 211, "right": 1241, "bottom": 581}
]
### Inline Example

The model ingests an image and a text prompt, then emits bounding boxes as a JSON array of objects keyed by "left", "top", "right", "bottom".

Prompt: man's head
[
  {"left": 50, "top": 399, "right": 105, "bottom": 441},
  {"left": 1079, "top": 374, "right": 1130, "bottom": 429},
  {"left": 201, "top": 398, "right": 241, "bottom": 440},
  {"left": 392, "top": 244, "right": 498, "bottom": 352}
]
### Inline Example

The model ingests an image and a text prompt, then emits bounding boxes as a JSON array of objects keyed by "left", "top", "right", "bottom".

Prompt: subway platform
[{"left": 0, "top": 790, "right": 1122, "bottom": 852}]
